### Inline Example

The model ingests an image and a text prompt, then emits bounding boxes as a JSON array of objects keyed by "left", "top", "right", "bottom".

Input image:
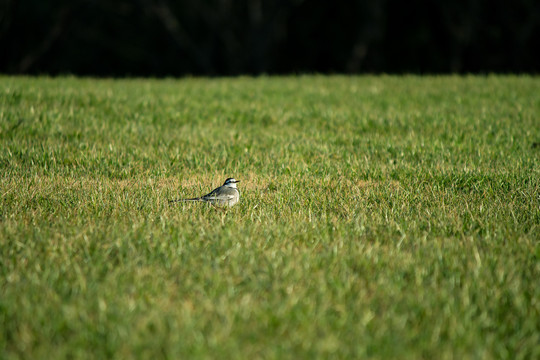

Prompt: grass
[{"left": 0, "top": 75, "right": 539, "bottom": 359}]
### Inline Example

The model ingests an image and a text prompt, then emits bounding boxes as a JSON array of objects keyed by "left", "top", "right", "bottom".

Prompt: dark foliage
[{"left": 1, "top": 0, "right": 538, "bottom": 76}]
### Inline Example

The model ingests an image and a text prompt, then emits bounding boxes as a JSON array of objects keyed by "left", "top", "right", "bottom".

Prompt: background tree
[{"left": 1, "top": 0, "right": 538, "bottom": 76}]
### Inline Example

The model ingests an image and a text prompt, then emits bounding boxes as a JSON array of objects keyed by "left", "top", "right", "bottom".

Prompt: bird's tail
[{"left": 168, "top": 197, "right": 202, "bottom": 204}]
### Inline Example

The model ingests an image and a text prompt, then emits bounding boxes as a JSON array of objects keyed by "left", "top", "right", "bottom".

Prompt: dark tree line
[{"left": 1, "top": 0, "right": 538, "bottom": 76}]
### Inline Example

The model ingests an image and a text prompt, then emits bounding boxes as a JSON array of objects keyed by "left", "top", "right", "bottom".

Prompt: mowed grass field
[{"left": 1, "top": 75, "right": 539, "bottom": 359}]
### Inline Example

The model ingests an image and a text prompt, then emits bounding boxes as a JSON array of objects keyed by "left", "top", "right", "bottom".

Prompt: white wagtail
[{"left": 169, "top": 178, "right": 240, "bottom": 207}]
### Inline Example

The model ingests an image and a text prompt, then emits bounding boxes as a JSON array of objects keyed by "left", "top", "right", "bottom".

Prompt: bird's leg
[{"left": 210, "top": 203, "right": 227, "bottom": 212}]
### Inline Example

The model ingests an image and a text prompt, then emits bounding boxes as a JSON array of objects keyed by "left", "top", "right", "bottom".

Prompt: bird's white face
[{"left": 223, "top": 178, "right": 240, "bottom": 188}]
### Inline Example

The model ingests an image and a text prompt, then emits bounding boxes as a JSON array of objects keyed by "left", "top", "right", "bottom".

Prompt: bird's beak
[{"left": 235, "top": 180, "right": 240, "bottom": 183}]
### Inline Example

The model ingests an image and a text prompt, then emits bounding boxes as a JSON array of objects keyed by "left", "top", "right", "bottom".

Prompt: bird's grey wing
[
  {"left": 202, "top": 187, "right": 236, "bottom": 201},
  {"left": 201, "top": 187, "right": 221, "bottom": 200}
]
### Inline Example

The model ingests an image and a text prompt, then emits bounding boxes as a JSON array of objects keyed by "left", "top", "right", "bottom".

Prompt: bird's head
[{"left": 223, "top": 178, "right": 240, "bottom": 188}]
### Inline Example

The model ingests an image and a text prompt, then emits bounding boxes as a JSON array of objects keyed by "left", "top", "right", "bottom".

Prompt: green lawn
[{"left": 1, "top": 75, "right": 539, "bottom": 359}]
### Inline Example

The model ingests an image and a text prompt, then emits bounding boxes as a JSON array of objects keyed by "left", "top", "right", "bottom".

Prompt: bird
[{"left": 168, "top": 178, "right": 240, "bottom": 207}]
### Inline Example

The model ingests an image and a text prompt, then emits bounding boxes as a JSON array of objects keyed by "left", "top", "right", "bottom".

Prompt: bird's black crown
[{"left": 223, "top": 178, "right": 240, "bottom": 185}]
